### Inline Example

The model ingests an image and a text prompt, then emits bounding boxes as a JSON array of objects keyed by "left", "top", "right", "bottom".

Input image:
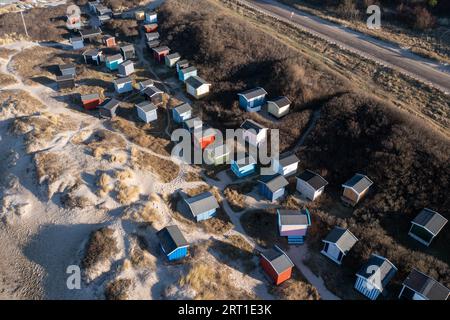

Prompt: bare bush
[{"left": 82, "top": 227, "right": 119, "bottom": 271}]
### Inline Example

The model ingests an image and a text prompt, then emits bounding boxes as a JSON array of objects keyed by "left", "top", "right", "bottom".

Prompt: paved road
[{"left": 242, "top": 0, "right": 450, "bottom": 94}]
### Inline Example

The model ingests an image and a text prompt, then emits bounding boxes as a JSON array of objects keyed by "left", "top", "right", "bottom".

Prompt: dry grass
[
  {"left": 223, "top": 182, "right": 255, "bottom": 212},
  {"left": 82, "top": 129, "right": 127, "bottom": 159},
  {"left": 199, "top": 207, "right": 234, "bottom": 235},
  {"left": 122, "top": 201, "right": 162, "bottom": 226},
  {"left": 97, "top": 173, "right": 113, "bottom": 197},
  {"left": 34, "top": 151, "right": 70, "bottom": 185},
  {"left": 108, "top": 151, "right": 128, "bottom": 164},
  {"left": 130, "top": 243, "right": 155, "bottom": 270},
  {"left": 271, "top": 272, "right": 321, "bottom": 300},
  {"left": 114, "top": 168, "right": 134, "bottom": 181},
  {"left": 116, "top": 181, "right": 141, "bottom": 205},
  {"left": 0, "top": 47, "right": 17, "bottom": 59},
  {"left": 11, "top": 112, "right": 78, "bottom": 153},
  {"left": 60, "top": 182, "right": 93, "bottom": 209},
  {"left": 130, "top": 147, "right": 180, "bottom": 183},
  {"left": 10, "top": 46, "right": 64, "bottom": 85},
  {"left": 0, "top": 5, "right": 69, "bottom": 42},
  {"left": 0, "top": 90, "right": 43, "bottom": 117},
  {"left": 240, "top": 209, "right": 286, "bottom": 249},
  {"left": 183, "top": 171, "right": 203, "bottom": 182},
  {"left": 179, "top": 243, "right": 256, "bottom": 300},
  {"left": 82, "top": 227, "right": 119, "bottom": 271},
  {"left": 111, "top": 117, "right": 171, "bottom": 156},
  {"left": 213, "top": 235, "right": 257, "bottom": 272},
  {"left": 104, "top": 278, "right": 133, "bottom": 300},
  {"left": 0, "top": 73, "right": 17, "bottom": 88}
]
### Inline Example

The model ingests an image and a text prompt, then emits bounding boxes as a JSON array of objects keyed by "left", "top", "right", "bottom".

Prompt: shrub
[
  {"left": 82, "top": 227, "right": 119, "bottom": 270},
  {"left": 104, "top": 278, "right": 132, "bottom": 300}
]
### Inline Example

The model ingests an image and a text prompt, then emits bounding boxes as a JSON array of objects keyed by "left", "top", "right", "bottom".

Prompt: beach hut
[
  {"left": 143, "top": 24, "right": 158, "bottom": 33},
  {"left": 176, "top": 59, "right": 189, "bottom": 72},
  {"left": 118, "top": 60, "right": 135, "bottom": 77},
  {"left": 120, "top": 44, "right": 135, "bottom": 60},
  {"left": 296, "top": 170, "right": 328, "bottom": 201},
  {"left": 178, "top": 66, "right": 197, "bottom": 82},
  {"left": 88, "top": 1, "right": 99, "bottom": 12},
  {"left": 114, "top": 77, "right": 133, "bottom": 94},
  {"left": 157, "top": 225, "right": 189, "bottom": 261},
  {"left": 408, "top": 208, "right": 447, "bottom": 246},
  {"left": 95, "top": 6, "right": 112, "bottom": 17},
  {"left": 321, "top": 227, "right": 357, "bottom": 264},
  {"left": 145, "top": 32, "right": 160, "bottom": 42},
  {"left": 267, "top": 96, "right": 291, "bottom": 118},
  {"left": 194, "top": 127, "right": 216, "bottom": 150},
  {"left": 79, "top": 28, "right": 102, "bottom": 42},
  {"left": 81, "top": 93, "right": 102, "bottom": 110},
  {"left": 272, "top": 153, "right": 299, "bottom": 176},
  {"left": 184, "top": 191, "right": 219, "bottom": 222},
  {"left": 238, "top": 87, "right": 267, "bottom": 112},
  {"left": 83, "top": 49, "right": 103, "bottom": 65},
  {"left": 165, "top": 53, "right": 181, "bottom": 68},
  {"left": 341, "top": 174, "right": 373, "bottom": 207},
  {"left": 136, "top": 101, "right": 157, "bottom": 124},
  {"left": 172, "top": 103, "right": 192, "bottom": 123},
  {"left": 70, "top": 36, "right": 84, "bottom": 50},
  {"left": 185, "top": 76, "right": 211, "bottom": 99},
  {"left": 260, "top": 245, "right": 294, "bottom": 285},
  {"left": 99, "top": 98, "right": 120, "bottom": 118},
  {"left": 97, "top": 15, "right": 111, "bottom": 25},
  {"left": 355, "top": 254, "right": 397, "bottom": 300},
  {"left": 134, "top": 10, "right": 145, "bottom": 21},
  {"left": 146, "top": 40, "right": 161, "bottom": 51},
  {"left": 277, "top": 209, "right": 311, "bottom": 245},
  {"left": 138, "top": 79, "right": 154, "bottom": 91},
  {"left": 105, "top": 54, "right": 124, "bottom": 71},
  {"left": 56, "top": 74, "right": 75, "bottom": 90},
  {"left": 183, "top": 117, "right": 203, "bottom": 133},
  {"left": 240, "top": 119, "right": 267, "bottom": 146},
  {"left": 231, "top": 155, "right": 256, "bottom": 178},
  {"left": 398, "top": 269, "right": 449, "bottom": 300},
  {"left": 153, "top": 46, "right": 170, "bottom": 63},
  {"left": 143, "top": 85, "right": 163, "bottom": 105},
  {"left": 205, "top": 143, "right": 230, "bottom": 165},
  {"left": 145, "top": 11, "right": 157, "bottom": 24},
  {"left": 59, "top": 64, "right": 76, "bottom": 76},
  {"left": 258, "top": 174, "right": 289, "bottom": 202},
  {"left": 102, "top": 35, "right": 116, "bottom": 47}
]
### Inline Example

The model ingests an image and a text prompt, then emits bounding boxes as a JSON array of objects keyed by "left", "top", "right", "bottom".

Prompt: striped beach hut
[{"left": 355, "top": 254, "right": 397, "bottom": 300}]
